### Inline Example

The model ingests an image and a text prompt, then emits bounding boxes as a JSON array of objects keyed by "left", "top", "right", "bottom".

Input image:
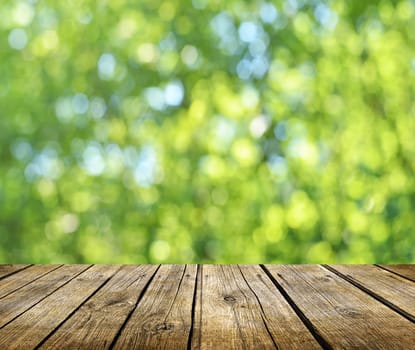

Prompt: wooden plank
[
  {"left": 38, "top": 265, "right": 158, "bottom": 350},
  {"left": 0, "top": 264, "right": 120, "bottom": 350},
  {"left": 378, "top": 264, "right": 415, "bottom": 282},
  {"left": 238, "top": 265, "right": 321, "bottom": 349},
  {"left": 0, "top": 265, "right": 61, "bottom": 299},
  {"left": 113, "top": 264, "right": 197, "bottom": 350},
  {"left": 264, "top": 264, "right": 415, "bottom": 349},
  {"left": 192, "top": 265, "right": 278, "bottom": 350},
  {"left": 327, "top": 264, "right": 415, "bottom": 322},
  {"left": 0, "top": 264, "right": 90, "bottom": 328},
  {"left": 0, "top": 265, "right": 31, "bottom": 280}
]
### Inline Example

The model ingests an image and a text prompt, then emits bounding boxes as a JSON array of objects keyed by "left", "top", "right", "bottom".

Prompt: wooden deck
[{"left": 0, "top": 265, "right": 415, "bottom": 349}]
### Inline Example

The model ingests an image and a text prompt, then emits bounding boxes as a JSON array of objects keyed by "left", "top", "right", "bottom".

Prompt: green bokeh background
[{"left": 1, "top": 0, "right": 415, "bottom": 263}]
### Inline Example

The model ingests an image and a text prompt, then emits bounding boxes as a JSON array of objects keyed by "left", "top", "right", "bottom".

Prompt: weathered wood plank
[
  {"left": 192, "top": 265, "right": 278, "bottom": 350},
  {"left": 264, "top": 264, "right": 415, "bottom": 349},
  {"left": 113, "top": 264, "right": 197, "bottom": 350},
  {"left": 0, "top": 265, "right": 61, "bottom": 299},
  {"left": 378, "top": 264, "right": 415, "bottom": 282},
  {"left": 327, "top": 264, "right": 415, "bottom": 322},
  {"left": 0, "top": 264, "right": 90, "bottom": 328},
  {"left": 0, "top": 264, "right": 120, "bottom": 350},
  {"left": 0, "top": 265, "right": 30, "bottom": 280},
  {"left": 39, "top": 265, "right": 158, "bottom": 350},
  {"left": 238, "top": 265, "right": 321, "bottom": 349}
]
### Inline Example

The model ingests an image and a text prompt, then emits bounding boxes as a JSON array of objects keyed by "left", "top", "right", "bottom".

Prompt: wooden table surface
[{"left": 0, "top": 264, "right": 415, "bottom": 349}]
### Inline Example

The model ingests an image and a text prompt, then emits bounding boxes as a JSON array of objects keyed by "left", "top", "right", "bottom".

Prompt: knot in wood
[
  {"left": 153, "top": 322, "right": 174, "bottom": 332},
  {"left": 224, "top": 295, "right": 236, "bottom": 302}
]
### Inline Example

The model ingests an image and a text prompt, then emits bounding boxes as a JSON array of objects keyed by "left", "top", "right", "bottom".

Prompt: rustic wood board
[
  {"left": 264, "top": 264, "right": 415, "bottom": 349},
  {"left": 0, "top": 264, "right": 414, "bottom": 349},
  {"left": 0, "top": 265, "right": 89, "bottom": 328},
  {"left": 39, "top": 265, "right": 159, "bottom": 350},
  {"left": 238, "top": 265, "right": 321, "bottom": 349},
  {"left": 0, "top": 265, "right": 120, "bottom": 350},
  {"left": 327, "top": 264, "right": 415, "bottom": 322},
  {"left": 0, "top": 265, "right": 31, "bottom": 280},
  {"left": 0, "top": 265, "right": 61, "bottom": 299},
  {"left": 378, "top": 264, "right": 415, "bottom": 282},
  {"left": 194, "top": 265, "right": 286, "bottom": 350},
  {"left": 112, "top": 264, "right": 197, "bottom": 350}
]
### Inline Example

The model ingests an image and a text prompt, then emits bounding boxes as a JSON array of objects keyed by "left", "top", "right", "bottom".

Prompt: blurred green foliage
[{"left": 1, "top": 0, "right": 415, "bottom": 263}]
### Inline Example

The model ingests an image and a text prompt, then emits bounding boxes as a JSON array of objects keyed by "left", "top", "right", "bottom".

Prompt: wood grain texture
[
  {"left": 114, "top": 265, "right": 196, "bottom": 349},
  {"left": 0, "top": 265, "right": 61, "bottom": 299},
  {"left": 238, "top": 265, "right": 321, "bottom": 350},
  {"left": 379, "top": 264, "right": 415, "bottom": 282},
  {"left": 0, "top": 265, "right": 120, "bottom": 350},
  {"left": 0, "top": 265, "right": 30, "bottom": 280},
  {"left": 327, "top": 264, "right": 415, "bottom": 322},
  {"left": 193, "top": 265, "right": 277, "bottom": 350},
  {"left": 39, "top": 265, "right": 158, "bottom": 350},
  {"left": 113, "top": 264, "right": 197, "bottom": 350},
  {"left": 264, "top": 264, "right": 415, "bottom": 350},
  {"left": 0, "top": 265, "right": 89, "bottom": 328},
  {"left": 1, "top": 264, "right": 415, "bottom": 349}
]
